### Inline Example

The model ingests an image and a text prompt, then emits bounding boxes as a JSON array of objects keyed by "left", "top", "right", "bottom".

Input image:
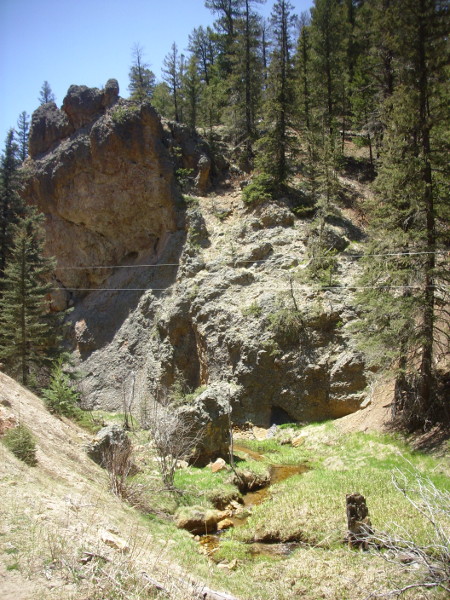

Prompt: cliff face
[
  {"left": 21, "top": 83, "right": 370, "bottom": 426},
  {"left": 23, "top": 81, "right": 180, "bottom": 307}
]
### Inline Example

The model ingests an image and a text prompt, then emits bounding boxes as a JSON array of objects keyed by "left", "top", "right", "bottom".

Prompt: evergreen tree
[
  {"left": 354, "top": 0, "right": 449, "bottom": 428},
  {"left": 309, "top": 0, "right": 348, "bottom": 141},
  {"left": 0, "top": 130, "right": 22, "bottom": 280},
  {"left": 151, "top": 82, "right": 173, "bottom": 118},
  {"left": 0, "top": 209, "right": 58, "bottom": 385},
  {"left": 188, "top": 26, "right": 218, "bottom": 86},
  {"left": 256, "top": 0, "right": 297, "bottom": 187},
  {"left": 183, "top": 55, "right": 203, "bottom": 130},
  {"left": 38, "top": 81, "right": 56, "bottom": 105},
  {"left": 162, "top": 42, "right": 182, "bottom": 122},
  {"left": 128, "top": 44, "right": 156, "bottom": 102},
  {"left": 43, "top": 357, "right": 80, "bottom": 417},
  {"left": 205, "top": 0, "right": 242, "bottom": 76},
  {"left": 15, "top": 112, "right": 30, "bottom": 163},
  {"left": 226, "top": 0, "right": 264, "bottom": 163}
]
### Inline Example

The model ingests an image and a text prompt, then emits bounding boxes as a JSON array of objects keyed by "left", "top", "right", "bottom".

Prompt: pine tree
[
  {"left": 0, "top": 129, "right": 22, "bottom": 280},
  {"left": 188, "top": 26, "right": 218, "bottom": 86},
  {"left": 183, "top": 55, "right": 203, "bottom": 130},
  {"left": 354, "top": 0, "right": 449, "bottom": 428},
  {"left": 38, "top": 81, "right": 56, "bottom": 105},
  {"left": 225, "top": 0, "right": 264, "bottom": 164},
  {"left": 128, "top": 44, "right": 156, "bottom": 102},
  {"left": 256, "top": 0, "right": 297, "bottom": 187},
  {"left": 162, "top": 42, "right": 182, "bottom": 122},
  {"left": 205, "top": 0, "right": 242, "bottom": 76},
  {"left": 15, "top": 112, "right": 30, "bottom": 163},
  {"left": 0, "top": 209, "right": 58, "bottom": 385},
  {"left": 309, "top": 0, "right": 348, "bottom": 141}
]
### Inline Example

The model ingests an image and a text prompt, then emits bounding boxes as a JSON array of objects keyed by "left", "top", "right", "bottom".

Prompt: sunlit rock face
[
  {"left": 20, "top": 82, "right": 369, "bottom": 428},
  {"left": 23, "top": 81, "right": 179, "bottom": 298}
]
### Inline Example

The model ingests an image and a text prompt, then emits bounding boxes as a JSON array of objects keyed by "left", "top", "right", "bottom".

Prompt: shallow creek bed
[{"left": 197, "top": 443, "right": 309, "bottom": 559}]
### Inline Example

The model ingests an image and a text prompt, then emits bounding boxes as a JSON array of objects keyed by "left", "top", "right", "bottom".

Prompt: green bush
[
  {"left": 42, "top": 359, "right": 80, "bottom": 418},
  {"left": 242, "top": 173, "right": 275, "bottom": 205},
  {"left": 268, "top": 308, "right": 304, "bottom": 345},
  {"left": 175, "top": 168, "right": 194, "bottom": 192},
  {"left": 241, "top": 301, "right": 262, "bottom": 318},
  {"left": 110, "top": 103, "right": 140, "bottom": 125},
  {"left": 3, "top": 424, "right": 37, "bottom": 466}
]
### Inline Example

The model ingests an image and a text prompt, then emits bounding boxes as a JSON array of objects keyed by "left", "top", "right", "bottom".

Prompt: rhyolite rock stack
[{"left": 20, "top": 82, "right": 371, "bottom": 450}]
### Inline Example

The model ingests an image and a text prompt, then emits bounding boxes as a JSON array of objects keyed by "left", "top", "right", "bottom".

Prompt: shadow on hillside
[{"left": 67, "top": 230, "right": 186, "bottom": 357}]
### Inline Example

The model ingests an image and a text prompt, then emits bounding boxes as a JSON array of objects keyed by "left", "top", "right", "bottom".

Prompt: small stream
[{"left": 200, "top": 443, "right": 308, "bottom": 559}]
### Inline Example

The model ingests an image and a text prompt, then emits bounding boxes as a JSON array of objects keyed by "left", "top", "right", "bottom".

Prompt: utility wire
[
  {"left": 53, "top": 284, "right": 449, "bottom": 293},
  {"left": 53, "top": 249, "right": 448, "bottom": 270}
]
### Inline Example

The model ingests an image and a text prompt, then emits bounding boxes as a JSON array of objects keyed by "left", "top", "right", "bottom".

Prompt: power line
[
  {"left": 53, "top": 284, "right": 449, "bottom": 293},
  {"left": 53, "top": 249, "right": 448, "bottom": 271}
]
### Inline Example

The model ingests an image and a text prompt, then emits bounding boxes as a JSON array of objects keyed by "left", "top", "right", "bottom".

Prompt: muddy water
[{"left": 200, "top": 443, "right": 308, "bottom": 558}]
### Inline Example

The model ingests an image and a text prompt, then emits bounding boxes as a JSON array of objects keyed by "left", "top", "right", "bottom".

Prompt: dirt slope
[{"left": 0, "top": 371, "right": 215, "bottom": 600}]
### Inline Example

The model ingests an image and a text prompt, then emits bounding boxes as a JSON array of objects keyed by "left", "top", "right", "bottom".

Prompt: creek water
[{"left": 200, "top": 443, "right": 308, "bottom": 559}]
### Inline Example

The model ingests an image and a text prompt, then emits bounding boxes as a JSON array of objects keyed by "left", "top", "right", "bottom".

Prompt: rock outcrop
[
  {"left": 23, "top": 81, "right": 180, "bottom": 311},
  {"left": 20, "top": 81, "right": 371, "bottom": 430}
]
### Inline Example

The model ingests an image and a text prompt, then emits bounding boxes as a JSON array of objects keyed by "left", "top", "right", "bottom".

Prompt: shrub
[
  {"left": 268, "top": 308, "right": 304, "bottom": 345},
  {"left": 175, "top": 168, "right": 194, "bottom": 192},
  {"left": 241, "top": 301, "right": 262, "bottom": 318},
  {"left": 3, "top": 424, "right": 37, "bottom": 466},
  {"left": 110, "top": 103, "right": 140, "bottom": 125},
  {"left": 42, "top": 359, "right": 80, "bottom": 418},
  {"left": 242, "top": 173, "right": 275, "bottom": 205}
]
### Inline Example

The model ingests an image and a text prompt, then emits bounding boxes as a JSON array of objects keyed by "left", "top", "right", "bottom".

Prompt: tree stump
[{"left": 346, "top": 492, "right": 373, "bottom": 549}]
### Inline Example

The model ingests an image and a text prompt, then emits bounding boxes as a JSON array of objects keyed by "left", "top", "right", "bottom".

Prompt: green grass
[{"left": 224, "top": 424, "right": 449, "bottom": 550}]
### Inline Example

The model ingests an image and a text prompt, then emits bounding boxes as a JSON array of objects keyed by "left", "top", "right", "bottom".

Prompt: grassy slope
[{"left": 1, "top": 370, "right": 449, "bottom": 600}]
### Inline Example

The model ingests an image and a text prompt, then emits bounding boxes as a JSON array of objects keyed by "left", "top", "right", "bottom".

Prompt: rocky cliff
[{"left": 21, "top": 82, "right": 370, "bottom": 427}]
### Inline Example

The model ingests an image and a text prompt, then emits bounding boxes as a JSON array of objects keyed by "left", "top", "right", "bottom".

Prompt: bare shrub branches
[
  {"left": 144, "top": 396, "right": 204, "bottom": 492},
  {"left": 363, "top": 468, "right": 450, "bottom": 598}
]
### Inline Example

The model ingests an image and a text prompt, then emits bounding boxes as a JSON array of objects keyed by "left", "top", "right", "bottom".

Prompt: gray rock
[
  {"left": 103, "top": 79, "right": 119, "bottom": 108},
  {"left": 86, "top": 425, "right": 131, "bottom": 467},
  {"left": 62, "top": 85, "right": 105, "bottom": 129},
  {"left": 28, "top": 103, "right": 74, "bottom": 157},
  {"left": 179, "top": 382, "right": 232, "bottom": 467}
]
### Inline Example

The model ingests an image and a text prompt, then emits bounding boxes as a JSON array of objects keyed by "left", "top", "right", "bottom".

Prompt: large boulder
[
  {"left": 175, "top": 506, "right": 228, "bottom": 535},
  {"left": 62, "top": 84, "right": 106, "bottom": 129},
  {"left": 29, "top": 102, "right": 74, "bottom": 157},
  {"left": 179, "top": 383, "right": 232, "bottom": 467},
  {"left": 86, "top": 425, "right": 131, "bottom": 467}
]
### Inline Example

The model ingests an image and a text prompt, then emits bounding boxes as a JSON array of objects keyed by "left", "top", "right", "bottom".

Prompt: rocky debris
[
  {"left": 291, "top": 434, "right": 306, "bottom": 448},
  {"left": 86, "top": 425, "right": 131, "bottom": 467},
  {"left": 232, "top": 469, "right": 270, "bottom": 493},
  {"left": 346, "top": 492, "right": 373, "bottom": 549},
  {"left": 175, "top": 506, "right": 229, "bottom": 535},
  {"left": 0, "top": 407, "right": 17, "bottom": 435},
  {"left": 217, "top": 518, "right": 234, "bottom": 531},
  {"left": 99, "top": 528, "right": 130, "bottom": 553},
  {"left": 210, "top": 457, "right": 228, "bottom": 473}
]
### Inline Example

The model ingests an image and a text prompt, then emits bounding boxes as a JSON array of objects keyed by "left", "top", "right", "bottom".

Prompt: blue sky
[{"left": 0, "top": 0, "right": 313, "bottom": 145}]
